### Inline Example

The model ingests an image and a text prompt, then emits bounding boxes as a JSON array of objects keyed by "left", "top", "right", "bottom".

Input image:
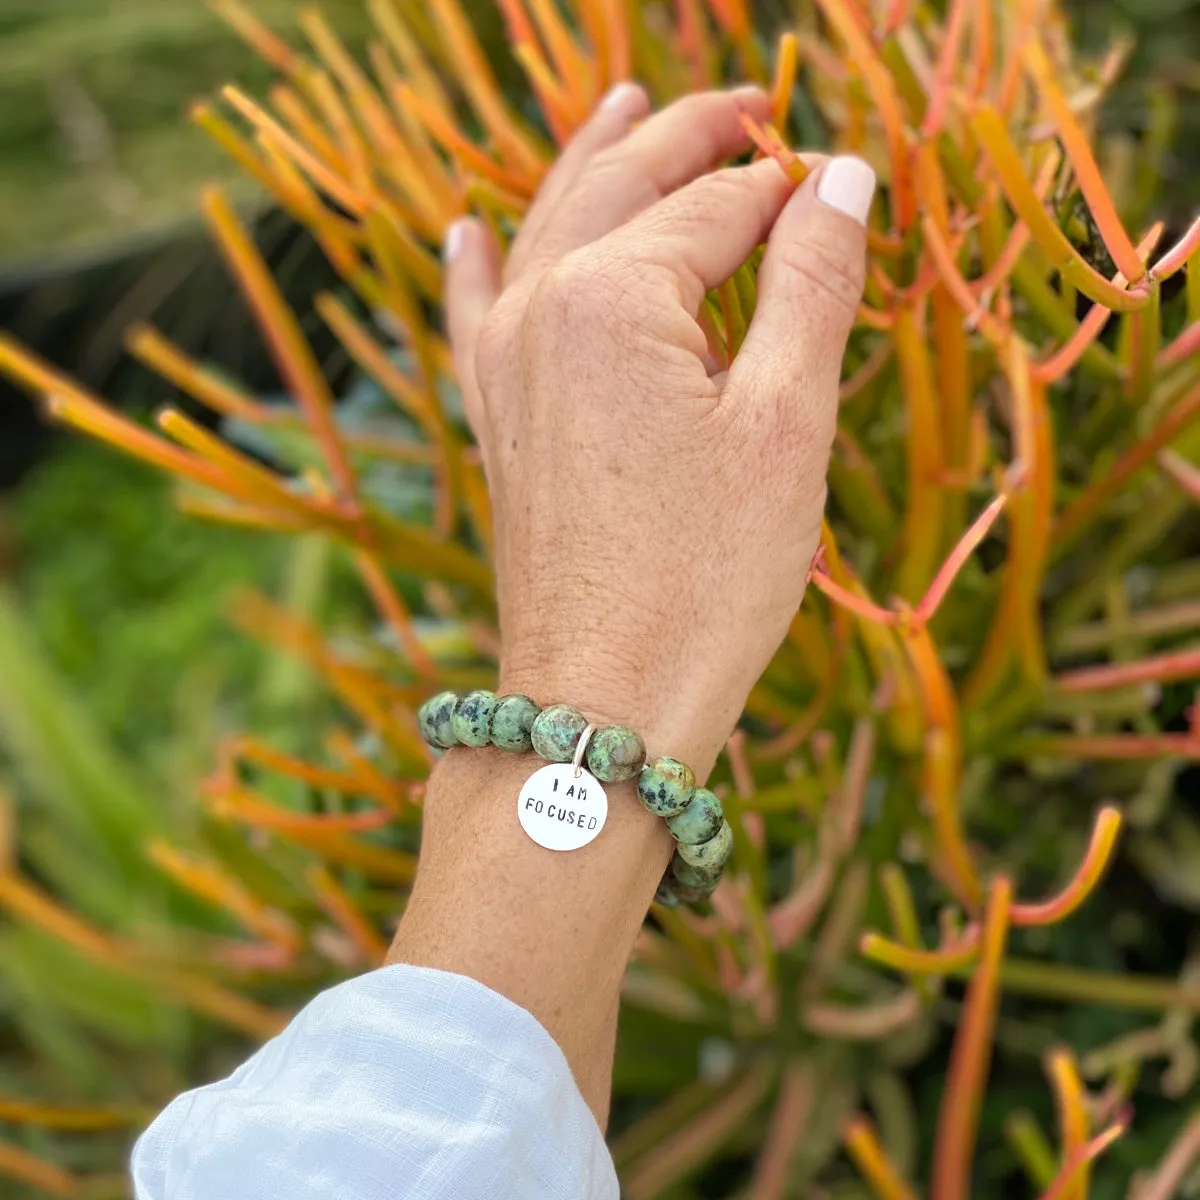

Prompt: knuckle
[
  {"left": 775, "top": 225, "right": 866, "bottom": 317},
  {"left": 528, "top": 252, "right": 632, "bottom": 331},
  {"left": 669, "top": 166, "right": 748, "bottom": 223},
  {"left": 475, "top": 301, "right": 517, "bottom": 384}
]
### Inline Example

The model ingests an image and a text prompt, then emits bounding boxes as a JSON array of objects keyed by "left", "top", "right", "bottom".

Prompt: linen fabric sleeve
[{"left": 132, "top": 963, "right": 619, "bottom": 1200}]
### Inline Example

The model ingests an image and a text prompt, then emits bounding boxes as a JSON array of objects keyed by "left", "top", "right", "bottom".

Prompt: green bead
[
  {"left": 672, "top": 880, "right": 716, "bottom": 906},
  {"left": 418, "top": 690, "right": 460, "bottom": 748},
  {"left": 490, "top": 694, "right": 541, "bottom": 752},
  {"left": 665, "top": 787, "right": 724, "bottom": 845},
  {"left": 675, "top": 820, "right": 734, "bottom": 873},
  {"left": 653, "top": 878, "right": 680, "bottom": 908},
  {"left": 670, "top": 852, "right": 722, "bottom": 889},
  {"left": 586, "top": 724, "right": 646, "bottom": 782},
  {"left": 636, "top": 757, "right": 695, "bottom": 817},
  {"left": 530, "top": 704, "right": 588, "bottom": 762},
  {"left": 452, "top": 689, "right": 497, "bottom": 747}
]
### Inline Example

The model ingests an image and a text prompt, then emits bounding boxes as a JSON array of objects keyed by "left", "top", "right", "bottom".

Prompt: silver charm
[{"left": 517, "top": 724, "right": 608, "bottom": 851}]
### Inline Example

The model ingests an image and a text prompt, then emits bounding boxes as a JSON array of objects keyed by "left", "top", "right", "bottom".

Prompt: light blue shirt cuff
[{"left": 132, "top": 964, "right": 619, "bottom": 1199}]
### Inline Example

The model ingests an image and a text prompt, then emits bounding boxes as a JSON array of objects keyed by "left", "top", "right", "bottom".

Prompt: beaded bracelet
[{"left": 417, "top": 689, "right": 732, "bottom": 908}]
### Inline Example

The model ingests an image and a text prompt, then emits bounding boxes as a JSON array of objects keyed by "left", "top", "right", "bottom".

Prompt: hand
[{"left": 444, "top": 84, "right": 875, "bottom": 776}]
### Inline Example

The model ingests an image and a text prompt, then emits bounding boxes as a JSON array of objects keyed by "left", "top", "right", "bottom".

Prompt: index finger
[{"left": 592, "top": 159, "right": 799, "bottom": 313}]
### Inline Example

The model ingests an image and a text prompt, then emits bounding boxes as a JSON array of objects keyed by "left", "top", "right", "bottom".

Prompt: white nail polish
[
  {"left": 816, "top": 157, "right": 877, "bottom": 227},
  {"left": 600, "top": 81, "right": 640, "bottom": 114},
  {"left": 443, "top": 219, "right": 468, "bottom": 263}
]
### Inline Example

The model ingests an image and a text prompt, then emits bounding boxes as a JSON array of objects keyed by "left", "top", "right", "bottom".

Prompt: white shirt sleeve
[{"left": 131, "top": 964, "right": 619, "bottom": 1200}]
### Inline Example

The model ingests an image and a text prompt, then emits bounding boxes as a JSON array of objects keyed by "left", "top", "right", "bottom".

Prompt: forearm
[{"left": 387, "top": 743, "right": 672, "bottom": 1122}]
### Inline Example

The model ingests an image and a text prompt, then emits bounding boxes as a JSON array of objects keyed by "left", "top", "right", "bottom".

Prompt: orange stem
[
  {"left": 922, "top": 0, "right": 970, "bottom": 137},
  {"left": 202, "top": 189, "right": 361, "bottom": 510},
  {"left": 814, "top": 0, "right": 915, "bottom": 229},
  {"left": 148, "top": 841, "right": 302, "bottom": 950},
  {"left": 1054, "top": 381, "right": 1200, "bottom": 548},
  {"left": 1035, "top": 1122, "right": 1126, "bottom": 1200},
  {"left": 915, "top": 492, "right": 1009, "bottom": 623},
  {"left": 860, "top": 927, "right": 982, "bottom": 975},
  {"left": 1055, "top": 648, "right": 1200, "bottom": 692},
  {"left": 1152, "top": 215, "right": 1200, "bottom": 280},
  {"left": 1046, "top": 1049, "right": 1089, "bottom": 1200},
  {"left": 931, "top": 876, "right": 1013, "bottom": 1200},
  {"left": 770, "top": 33, "right": 798, "bottom": 134},
  {"left": 307, "top": 864, "right": 390, "bottom": 963},
  {"left": 1159, "top": 321, "right": 1200, "bottom": 370},
  {"left": 1023, "top": 39, "right": 1143, "bottom": 281},
  {"left": 126, "top": 325, "right": 270, "bottom": 422},
  {"left": 972, "top": 106, "right": 1153, "bottom": 312},
  {"left": 221, "top": 86, "right": 368, "bottom": 215},
  {"left": 0, "top": 1141, "right": 78, "bottom": 1198},
  {"left": 354, "top": 551, "right": 439, "bottom": 681},
  {"left": 844, "top": 1115, "right": 921, "bottom": 1200}
]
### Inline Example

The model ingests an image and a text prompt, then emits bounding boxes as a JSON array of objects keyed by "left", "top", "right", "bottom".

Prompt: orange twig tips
[
  {"left": 770, "top": 33, "right": 798, "bottom": 134},
  {"left": 1034, "top": 1120, "right": 1126, "bottom": 1200},
  {"left": 1152, "top": 215, "right": 1200, "bottom": 281},
  {"left": 1011, "top": 808, "right": 1122, "bottom": 927},
  {"left": 736, "top": 111, "right": 810, "bottom": 184}
]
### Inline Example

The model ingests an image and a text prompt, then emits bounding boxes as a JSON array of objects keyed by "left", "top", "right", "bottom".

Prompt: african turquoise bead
[
  {"left": 490, "top": 694, "right": 541, "bottom": 752},
  {"left": 452, "top": 689, "right": 497, "bottom": 747},
  {"left": 636, "top": 756, "right": 695, "bottom": 818},
  {"left": 672, "top": 880, "right": 716, "bottom": 905},
  {"left": 675, "top": 820, "right": 734, "bottom": 873},
  {"left": 671, "top": 852, "right": 721, "bottom": 889},
  {"left": 653, "top": 878, "right": 680, "bottom": 909},
  {"left": 530, "top": 704, "right": 588, "bottom": 762},
  {"left": 665, "top": 787, "right": 724, "bottom": 846},
  {"left": 586, "top": 724, "right": 646, "bottom": 782},
  {"left": 418, "top": 690, "right": 460, "bottom": 749}
]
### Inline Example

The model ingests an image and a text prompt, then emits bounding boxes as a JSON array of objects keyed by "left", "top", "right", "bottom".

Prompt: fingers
[
  {"left": 506, "top": 86, "right": 770, "bottom": 285},
  {"left": 443, "top": 218, "right": 502, "bottom": 442},
  {"left": 506, "top": 82, "right": 650, "bottom": 282},
  {"left": 726, "top": 155, "right": 875, "bottom": 444},
  {"left": 595, "top": 158, "right": 798, "bottom": 312}
]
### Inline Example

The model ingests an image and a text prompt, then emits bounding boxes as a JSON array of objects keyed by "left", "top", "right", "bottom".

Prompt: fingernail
[
  {"left": 727, "top": 84, "right": 766, "bottom": 104},
  {"left": 816, "top": 157, "right": 876, "bottom": 227},
  {"left": 600, "top": 81, "right": 642, "bottom": 114},
  {"left": 443, "top": 218, "right": 470, "bottom": 263}
]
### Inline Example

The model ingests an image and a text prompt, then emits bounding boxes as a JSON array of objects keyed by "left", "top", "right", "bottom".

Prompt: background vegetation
[{"left": 0, "top": 1, "right": 1199, "bottom": 1198}]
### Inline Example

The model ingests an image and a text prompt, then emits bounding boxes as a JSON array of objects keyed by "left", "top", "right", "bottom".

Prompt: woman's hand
[
  {"left": 393, "top": 85, "right": 874, "bottom": 1121},
  {"left": 444, "top": 83, "right": 875, "bottom": 777}
]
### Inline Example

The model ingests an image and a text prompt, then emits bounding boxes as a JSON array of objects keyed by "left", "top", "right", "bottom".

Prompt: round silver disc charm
[{"left": 517, "top": 763, "right": 608, "bottom": 851}]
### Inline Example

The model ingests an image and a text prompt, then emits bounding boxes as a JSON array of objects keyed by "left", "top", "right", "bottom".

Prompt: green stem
[{"left": 954, "top": 958, "right": 1200, "bottom": 1014}]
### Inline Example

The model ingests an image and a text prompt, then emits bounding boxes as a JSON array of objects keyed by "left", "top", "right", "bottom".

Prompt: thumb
[
  {"left": 727, "top": 156, "right": 875, "bottom": 435},
  {"left": 443, "top": 217, "right": 502, "bottom": 444}
]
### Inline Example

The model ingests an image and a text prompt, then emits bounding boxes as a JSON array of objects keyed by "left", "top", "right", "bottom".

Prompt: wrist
[{"left": 498, "top": 653, "right": 741, "bottom": 782}]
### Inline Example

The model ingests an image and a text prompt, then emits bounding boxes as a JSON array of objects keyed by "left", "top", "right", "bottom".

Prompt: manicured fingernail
[
  {"left": 600, "top": 81, "right": 642, "bottom": 114},
  {"left": 816, "top": 157, "right": 877, "bottom": 227},
  {"left": 728, "top": 84, "right": 766, "bottom": 103},
  {"left": 443, "top": 219, "right": 469, "bottom": 263}
]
